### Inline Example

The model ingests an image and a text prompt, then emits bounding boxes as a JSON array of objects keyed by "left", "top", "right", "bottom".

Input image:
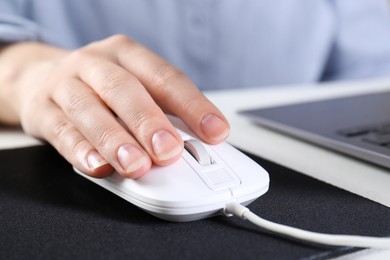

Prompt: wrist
[{"left": 0, "top": 42, "right": 67, "bottom": 125}]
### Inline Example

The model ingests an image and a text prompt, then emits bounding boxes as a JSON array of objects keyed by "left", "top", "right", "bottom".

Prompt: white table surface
[{"left": 1, "top": 78, "right": 389, "bottom": 259}]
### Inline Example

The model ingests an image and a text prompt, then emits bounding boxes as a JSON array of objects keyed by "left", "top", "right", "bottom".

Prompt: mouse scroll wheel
[{"left": 184, "top": 139, "right": 214, "bottom": 166}]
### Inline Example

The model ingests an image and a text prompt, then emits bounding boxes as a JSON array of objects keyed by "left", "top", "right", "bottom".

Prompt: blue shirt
[{"left": 1, "top": 0, "right": 390, "bottom": 91}]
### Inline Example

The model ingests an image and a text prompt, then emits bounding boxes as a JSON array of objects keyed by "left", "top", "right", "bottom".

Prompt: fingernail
[
  {"left": 152, "top": 130, "right": 182, "bottom": 161},
  {"left": 201, "top": 114, "right": 230, "bottom": 141},
  {"left": 118, "top": 144, "right": 148, "bottom": 174},
  {"left": 87, "top": 151, "right": 108, "bottom": 170}
]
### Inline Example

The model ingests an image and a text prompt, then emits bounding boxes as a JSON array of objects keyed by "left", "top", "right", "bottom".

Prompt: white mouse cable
[{"left": 224, "top": 201, "right": 390, "bottom": 249}]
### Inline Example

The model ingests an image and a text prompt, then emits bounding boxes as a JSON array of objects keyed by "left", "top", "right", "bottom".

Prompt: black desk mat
[{"left": 0, "top": 145, "right": 389, "bottom": 259}]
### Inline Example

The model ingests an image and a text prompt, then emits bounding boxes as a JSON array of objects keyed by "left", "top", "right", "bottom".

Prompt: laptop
[{"left": 239, "top": 91, "right": 390, "bottom": 169}]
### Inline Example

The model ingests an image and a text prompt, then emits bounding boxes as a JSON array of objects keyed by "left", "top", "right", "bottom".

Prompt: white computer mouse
[{"left": 74, "top": 116, "right": 269, "bottom": 222}]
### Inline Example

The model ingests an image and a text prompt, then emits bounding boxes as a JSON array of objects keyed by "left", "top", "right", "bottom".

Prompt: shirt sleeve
[
  {"left": 0, "top": 1, "right": 42, "bottom": 43},
  {"left": 322, "top": 0, "right": 390, "bottom": 81}
]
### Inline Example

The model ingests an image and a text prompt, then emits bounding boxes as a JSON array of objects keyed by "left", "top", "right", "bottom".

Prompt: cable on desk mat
[{"left": 224, "top": 201, "right": 390, "bottom": 249}]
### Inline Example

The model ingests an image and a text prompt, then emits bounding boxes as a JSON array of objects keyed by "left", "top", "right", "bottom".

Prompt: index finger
[{"left": 104, "top": 35, "right": 230, "bottom": 144}]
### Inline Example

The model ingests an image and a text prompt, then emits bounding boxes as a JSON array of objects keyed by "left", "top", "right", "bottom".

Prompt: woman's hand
[{"left": 0, "top": 35, "right": 230, "bottom": 178}]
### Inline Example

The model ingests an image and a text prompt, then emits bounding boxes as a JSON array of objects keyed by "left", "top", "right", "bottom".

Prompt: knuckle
[
  {"left": 129, "top": 109, "right": 163, "bottom": 131},
  {"left": 49, "top": 120, "right": 87, "bottom": 161},
  {"left": 46, "top": 119, "right": 81, "bottom": 156},
  {"left": 181, "top": 94, "right": 205, "bottom": 114},
  {"left": 99, "top": 71, "right": 130, "bottom": 100},
  {"left": 106, "top": 34, "right": 134, "bottom": 46},
  {"left": 67, "top": 136, "right": 88, "bottom": 160},
  {"left": 64, "top": 90, "right": 92, "bottom": 118},
  {"left": 151, "top": 63, "right": 184, "bottom": 90},
  {"left": 68, "top": 47, "right": 97, "bottom": 63},
  {"left": 50, "top": 119, "right": 75, "bottom": 141},
  {"left": 94, "top": 125, "right": 118, "bottom": 149}
]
